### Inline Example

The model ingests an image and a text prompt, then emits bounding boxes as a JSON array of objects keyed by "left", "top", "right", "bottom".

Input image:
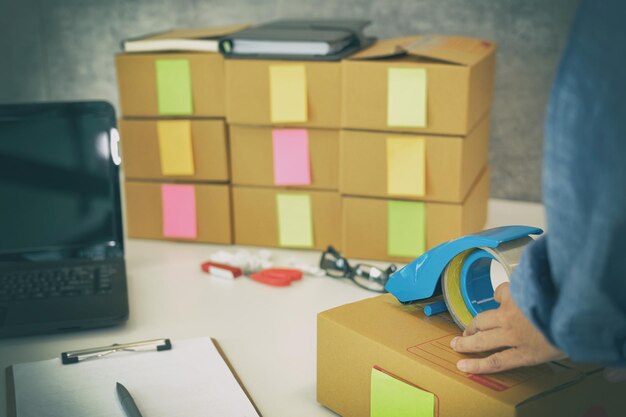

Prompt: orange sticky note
[
  {"left": 269, "top": 65, "right": 308, "bottom": 123},
  {"left": 157, "top": 120, "right": 195, "bottom": 176},
  {"left": 386, "top": 136, "right": 426, "bottom": 196}
]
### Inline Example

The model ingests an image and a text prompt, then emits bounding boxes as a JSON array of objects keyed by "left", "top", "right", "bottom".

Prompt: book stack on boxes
[{"left": 115, "top": 20, "right": 495, "bottom": 262}]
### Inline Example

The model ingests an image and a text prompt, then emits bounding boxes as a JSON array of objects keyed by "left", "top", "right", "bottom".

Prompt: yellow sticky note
[
  {"left": 387, "top": 67, "right": 427, "bottom": 128},
  {"left": 371, "top": 367, "right": 435, "bottom": 417},
  {"left": 386, "top": 137, "right": 425, "bottom": 196},
  {"left": 276, "top": 194, "right": 314, "bottom": 248},
  {"left": 157, "top": 120, "right": 195, "bottom": 176},
  {"left": 269, "top": 65, "right": 308, "bottom": 123}
]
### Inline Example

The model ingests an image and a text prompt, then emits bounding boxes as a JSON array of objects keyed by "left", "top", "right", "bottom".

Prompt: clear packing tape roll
[{"left": 385, "top": 226, "right": 543, "bottom": 330}]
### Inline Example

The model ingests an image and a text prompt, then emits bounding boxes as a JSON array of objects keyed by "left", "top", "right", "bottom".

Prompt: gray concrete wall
[{"left": 0, "top": 0, "right": 579, "bottom": 201}]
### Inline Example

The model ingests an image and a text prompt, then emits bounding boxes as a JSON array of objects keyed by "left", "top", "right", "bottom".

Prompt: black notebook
[{"left": 219, "top": 19, "right": 375, "bottom": 61}]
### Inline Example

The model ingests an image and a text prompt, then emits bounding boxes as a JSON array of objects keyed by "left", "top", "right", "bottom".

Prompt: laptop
[{"left": 0, "top": 101, "right": 129, "bottom": 338}]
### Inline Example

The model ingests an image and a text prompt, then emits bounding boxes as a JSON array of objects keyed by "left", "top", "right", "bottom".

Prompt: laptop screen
[{"left": 0, "top": 102, "right": 123, "bottom": 260}]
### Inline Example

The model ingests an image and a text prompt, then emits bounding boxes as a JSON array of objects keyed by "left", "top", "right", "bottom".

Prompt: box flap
[
  {"left": 319, "top": 294, "right": 591, "bottom": 407},
  {"left": 350, "top": 35, "right": 495, "bottom": 66}
]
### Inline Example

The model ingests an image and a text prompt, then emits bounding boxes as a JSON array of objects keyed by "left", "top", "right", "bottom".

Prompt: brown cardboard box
[
  {"left": 318, "top": 294, "right": 625, "bottom": 417},
  {"left": 225, "top": 59, "right": 342, "bottom": 128},
  {"left": 229, "top": 125, "right": 339, "bottom": 190},
  {"left": 124, "top": 181, "right": 232, "bottom": 244},
  {"left": 120, "top": 118, "right": 229, "bottom": 182},
  {"left": 342, "top": 35, "right": 496, "bottom": 135},
  {"left": 116, "top": 52, "right": 225, "bottom": 117},
  {"left": 342, "top": 167, "right": 489, "bottom": 263},
  {"left": 340, "top": 115, "right": 490, "bottom": 203},
  {"left": 232, "top": 186, "right": 341, "bottom": 250}
]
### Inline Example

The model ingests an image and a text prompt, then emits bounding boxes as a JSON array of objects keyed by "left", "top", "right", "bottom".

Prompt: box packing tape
[{"left": 385, "top": 226, "right": 543, "bottom": 330}]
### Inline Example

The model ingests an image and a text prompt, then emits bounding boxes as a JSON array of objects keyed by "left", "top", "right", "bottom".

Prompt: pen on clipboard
[{"left": 117, "top": 382, "right": 145, "bottom": 417}]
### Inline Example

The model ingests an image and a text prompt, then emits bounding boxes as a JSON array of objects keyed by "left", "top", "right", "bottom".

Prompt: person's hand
[{"left": 450, "top": 282, "right": 565, "bottom": 374}]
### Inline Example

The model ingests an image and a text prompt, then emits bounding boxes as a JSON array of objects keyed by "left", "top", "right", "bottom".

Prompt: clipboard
[{"left": 5, "top": 337, "right": 262, "bottom": 417}]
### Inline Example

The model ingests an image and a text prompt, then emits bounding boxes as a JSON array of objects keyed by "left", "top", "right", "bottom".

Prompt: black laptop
[{"left": 0, "top": 101, "right": 129, "bottom": 338}]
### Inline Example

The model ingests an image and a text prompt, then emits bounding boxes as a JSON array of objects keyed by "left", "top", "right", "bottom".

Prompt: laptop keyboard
[{"left": 0, "top": 264, "right": 117, "bottom": 302}]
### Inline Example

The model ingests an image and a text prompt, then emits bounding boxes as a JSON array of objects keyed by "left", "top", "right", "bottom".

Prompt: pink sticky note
[
  {"left": 161, "top": 184, "right": 197, "bottom": 239},
  {"left": 272, "top": 129, "right": 311, "bottom": 185}
]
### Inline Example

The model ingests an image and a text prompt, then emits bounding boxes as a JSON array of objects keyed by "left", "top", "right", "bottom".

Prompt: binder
[
  {"left": 5, "top": 337, "right": 262, "bottom": 417},
  {"left": 219, "top": 19, "right": 375, "bottom": 61}
]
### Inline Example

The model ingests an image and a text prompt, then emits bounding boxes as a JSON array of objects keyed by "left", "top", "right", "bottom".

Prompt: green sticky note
[
  {"left": 371, "top": 368, "right": 435, "bottom": 417},
  {"left": 387, "top": 200, "right": 425, "bottom": 258},
  {"left": 387, "top": 67, "right": 427, "bottom": 128},
  {"left": 155, "top": 59, "right": 193, "bottom": 115},
  {"left": 276, "top": 194, "right": 314, "bottom": 248}
]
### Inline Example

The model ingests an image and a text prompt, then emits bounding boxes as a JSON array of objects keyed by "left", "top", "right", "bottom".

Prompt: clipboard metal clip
[{"left": 61, "top": 338, "right": 172, "bottom": 365}]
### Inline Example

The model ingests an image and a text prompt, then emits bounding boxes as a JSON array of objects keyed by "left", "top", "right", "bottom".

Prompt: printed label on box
[
  {"left": 269, "top": 65, "right": 308, "bottom": 123},
  {"left": 157, "top": 120, "right": 195, "bottom": 176},
  {"left": 155, "top": 59, "right": 194, "bottom": 115},
  {"left": 387, "top": 200, "right": 425, "bottom": 257},
  {"left": 386, "top": 136, "right": 425, "bottom": 196},
  {"left": 161, "top": 184, "right": 197, "bottom": 239},
  {"left": 276, "top": 193, "right": 313, "bottom": 248},
  {"left": 387, "top": 67, "right": 427, "bottom": 128},
  {"left": 272, "top": 129, "right": 311, "bottom": 185}
]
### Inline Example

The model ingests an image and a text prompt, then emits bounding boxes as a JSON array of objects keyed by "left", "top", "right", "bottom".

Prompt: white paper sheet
[{"left": 12, "top": 337, "right": 260, "bottom": 417}]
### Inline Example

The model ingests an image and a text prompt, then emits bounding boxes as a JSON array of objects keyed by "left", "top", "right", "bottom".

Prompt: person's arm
[{"left": 452, "top": 0, "right": 626, "bottom": 372}]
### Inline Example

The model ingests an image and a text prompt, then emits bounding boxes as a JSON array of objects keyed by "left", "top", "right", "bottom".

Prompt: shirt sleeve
[{"left": 509, "top": 0, "right": 626, "bottom": 367}]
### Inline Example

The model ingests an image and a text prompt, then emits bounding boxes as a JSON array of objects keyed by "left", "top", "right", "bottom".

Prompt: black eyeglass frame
[{"left": 319, "top": 245, "right": 398, "bottom": 293}]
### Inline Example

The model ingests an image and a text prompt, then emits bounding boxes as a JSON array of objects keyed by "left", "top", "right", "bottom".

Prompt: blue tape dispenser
[{"left": 385, "top": 225, "right": 543, "bottom": 329}]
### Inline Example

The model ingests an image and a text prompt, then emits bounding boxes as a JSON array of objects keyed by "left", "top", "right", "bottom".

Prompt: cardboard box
[
  {"left": 342, "top": 167, "right": 489, "bottom": 263},
  {"left": 318, "top": 294, "right": 625, "bottom": 417},
  {"left": 229, "top": 125, "right": 339, "bottom": 190},
  {"left": 340, "top": 115, "right": 490, "bottom": 203},
  {"left": 124, "top": 181, "right": 232, "bottom": 244},
  {"left": 232, "top": 186, "right": 341, "bottom": 250},
  {"left": 342, "top": 35, "right": 496, "bottom": 135},
  {"left": 225, "top": 59, "right": 342, "bottom": 128},
  {"left": 116, "top": 52, "right": 225, "bottom": 117},
  {"left": 120, "top": 118, "right": 229, "bottom": 182}
]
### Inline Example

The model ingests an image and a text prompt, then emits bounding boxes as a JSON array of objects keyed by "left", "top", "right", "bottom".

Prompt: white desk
[{"left": 0, "top": 199, "right": 545, "bottom": 416}]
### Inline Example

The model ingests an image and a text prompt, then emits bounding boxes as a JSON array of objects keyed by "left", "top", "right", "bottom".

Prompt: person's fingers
[
  {"left": 452, "top": 329, "right": 508, "bottom": 353},
  {"left": 494, "top": 282, "right": 510, "bottom": 304},
  {"left": 463, "top": 309, "right": 501, "bottom": 336},
  {"left": 603, "top": 367, "right": 626, "bottom": 382},
  {"left": 457, "top": 348, "right": 525, "bottom": 374}
]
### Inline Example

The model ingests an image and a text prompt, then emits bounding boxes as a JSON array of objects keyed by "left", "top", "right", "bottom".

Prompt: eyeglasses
[{"left": 319, "top": 246, "right": 398, "bottom": 293}]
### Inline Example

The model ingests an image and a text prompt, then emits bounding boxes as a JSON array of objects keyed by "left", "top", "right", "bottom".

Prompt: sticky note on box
[
  {"left": 386, "top": 136, "right": 425, "bottom": 196},
  {"left": 155, "top": 59, "right": 194, "bottom": 115},
  {"left": 371, "top": 367, "right": 435, "bottom": 417},
  {"left": 161, "top": 184, "right": 197, "bottom": 239},
  {"left": 387, "top": 200, "right": 425, "bottom": 258},
  {"left": 387, "top": 67, "right": 427, "bottom": 128},
  {"left": 157, "top": 120, "right": 195, "bottom": 176},
  {"left": 272, "top": 129, "right": 311, "bottom": 185},
  {"left": 269, "top": 65, "right": 308, "bottom": 123},
  {"left": 276, "top": 194, "right": 313, "bottom": 248}
]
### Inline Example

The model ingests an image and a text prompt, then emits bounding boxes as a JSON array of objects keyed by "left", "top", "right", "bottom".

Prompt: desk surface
[{"left": 0, "top": 199, "right": 544, "bottom": 416}]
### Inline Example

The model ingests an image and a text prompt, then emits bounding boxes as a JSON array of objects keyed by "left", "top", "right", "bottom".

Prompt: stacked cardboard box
[
  {"left": 116, "top": 50, "right": 232, "bottom": 244},
  {"left": 318, "top": 294, "right": 625, "bottom": 417},
  {"left": 339, "top": 36, "right": 496, "bottom": 263},
  {"left": 226, "top": 60, "right": 343, "bottom": 250}
]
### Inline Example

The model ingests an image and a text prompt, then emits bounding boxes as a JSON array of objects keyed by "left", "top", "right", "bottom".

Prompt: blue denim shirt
[{"left": 509, "top": 0, "right": 626, "bottom": 366}]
